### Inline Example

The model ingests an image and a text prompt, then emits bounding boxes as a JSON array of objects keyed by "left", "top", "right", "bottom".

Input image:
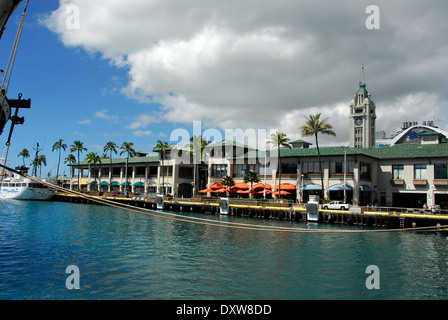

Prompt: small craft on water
[{"left": 0, "top": 166, "right": 54, "bottom": 200}]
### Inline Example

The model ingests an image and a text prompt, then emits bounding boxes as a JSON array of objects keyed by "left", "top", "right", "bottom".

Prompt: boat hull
[{"left": 0, "top": 186, "right": 54, "bottom": 200}]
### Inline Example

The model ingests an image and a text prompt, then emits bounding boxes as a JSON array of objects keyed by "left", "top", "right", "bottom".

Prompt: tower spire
[{"left": 361, "top": 63, "right": 365, "bottom": 84}]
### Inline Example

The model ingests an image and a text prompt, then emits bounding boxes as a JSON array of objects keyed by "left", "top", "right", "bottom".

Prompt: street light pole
[{"left": 344, "top": 145, "right": 347, "bottom": 204}]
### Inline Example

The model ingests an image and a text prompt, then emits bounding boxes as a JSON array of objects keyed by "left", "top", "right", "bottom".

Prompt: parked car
[{"left": 322, "top": 201, "right": 350, "bottom": 210}]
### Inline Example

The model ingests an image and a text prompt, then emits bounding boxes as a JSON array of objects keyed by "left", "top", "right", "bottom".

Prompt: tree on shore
[
  {"left": 17, "top": 148, "right": 30, "bottom": 167},
  {"left": 299, "top": 113, "right": 336, "bottom": 199},
  {"left": 86, "top": 152, "right": 102, "bottom": 189},
  {"left": 70, "top": 140, "right": 87, "bottom": 190},
  {"left": 221, "top": 175, "right": 235, "bottom": 197},
  {"left": 189, "top": 135, "right": 211, "bottom": 196},
  {"left": 52, "top": 139, "right": 67, "bottom": 186},
  {"left": 268, "top": 132, "right": 291, "bottom": 194},
  {"left": 154, "top": 140, "right": 170, "bottom": 196},
  {"left": 103, "top": 141, "right": 117, "bottom": 184},
  {"left": 243, "top": 170, "right": 260, "bottom": 199},
  {"left": 119, "top": 142, "right": 136, "bottom": 194},
  {"left": 32, "top": 154, "right": 46, "bottom": 179},
  {"left": 64, "top": 154, "right": 76, "bottom": 181}
]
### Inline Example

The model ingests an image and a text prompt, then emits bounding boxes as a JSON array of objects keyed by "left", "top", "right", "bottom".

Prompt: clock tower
[{"left": 349, "top": 82, "right": 376, "bottom": 148}]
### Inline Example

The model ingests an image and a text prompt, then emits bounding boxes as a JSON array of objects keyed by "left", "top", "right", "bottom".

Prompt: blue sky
[
  {"left": 0, "top": 1, "right": 169, "bottom": 176},
  {"left": 1, "top": 0, "right": 448, "bottom": 177}
]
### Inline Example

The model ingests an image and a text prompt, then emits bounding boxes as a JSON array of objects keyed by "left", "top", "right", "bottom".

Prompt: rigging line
[
  {"left": 1, "top": 162, "right": 447, "bottom": 234},
  {"left": 1, "top": 0, "right": 29, "bottom": 93}
]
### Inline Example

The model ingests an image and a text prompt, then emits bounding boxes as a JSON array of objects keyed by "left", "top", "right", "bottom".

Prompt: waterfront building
[{"left": 68, "top": 82, "right": 448, "bottom": 208}]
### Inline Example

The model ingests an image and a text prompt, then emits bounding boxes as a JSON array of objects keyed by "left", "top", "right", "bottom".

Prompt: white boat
[{"left": 0, "top": 168, "right": 54, "bottom": 200}]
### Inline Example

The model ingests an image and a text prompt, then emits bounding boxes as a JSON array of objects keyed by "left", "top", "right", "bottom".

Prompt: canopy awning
[
  {"left": 98, "top": 181, "right": 108, "bottom": 186},
  {"left": 89, "top": 181, "right": 97, "bottom": 185},
  {"left": 110, "top": 181, "right": 119, "bottom": 186},
  {"left": 133, "top": 182, "right": 144, "bottom": 186},
  {"left": 302, "top": 184, "right": 322, "bottom": 191},
  {"left": 360, "top": 185, "right": 375, "bottom": 192},
  {"left": 328, "top": 184, "right": 353, "bottom": 191},
  {"left": 121, "top": 182, "right": 131, "bottom": 186}
]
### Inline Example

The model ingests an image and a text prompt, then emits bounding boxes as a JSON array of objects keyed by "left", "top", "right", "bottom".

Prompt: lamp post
[
  {"left": 301, "top": 173, "right": 304, "bottom": 204},
  {"left": 343, "top": 145, "right": 348, "bottom": 204}
]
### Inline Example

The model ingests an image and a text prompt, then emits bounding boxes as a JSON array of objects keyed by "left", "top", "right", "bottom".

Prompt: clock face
[{"left": 355, "top": 117, "right": 363, "bottom": 126}]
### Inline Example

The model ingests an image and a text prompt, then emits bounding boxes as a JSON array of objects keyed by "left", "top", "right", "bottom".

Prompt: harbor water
[{"left": 0, "top": 199, "right": 447, "bottom": 300}]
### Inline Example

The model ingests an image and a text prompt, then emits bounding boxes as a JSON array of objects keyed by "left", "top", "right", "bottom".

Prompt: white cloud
[
  {"left": 94, "top": 109, "right": 119, "bottom": 123},
  {"left": 77, "top": 119, "right": 91, "bottom": 125},
  {"left": 132, "top": 130, "right": 153, "bottom": 138},
  {"left": 43, "top": 0, "right": 448, "bottom": 145}
]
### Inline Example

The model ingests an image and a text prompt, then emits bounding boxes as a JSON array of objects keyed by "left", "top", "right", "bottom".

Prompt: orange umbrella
[
  {"left": 255, "top": 189, "right": 271, "bottom": 194},
  {"left": 253, "top": 183, "right": 272, "bottom": 190},
  {"left": 199, "top": 189, "right": 213, "bottom": 193},
  {"left": 234, "top": 183, "right": 249, "bottom": 190},
  {"left": 275, "top": 183, "right": 296, "bottom": 191},
  {"left": 272, "top": 190, "right": 292, "bottom": 195},
  {"left": 210, "top": 182, "right": 223, "bottom": 189},
  {"left": 211, "top": 188, "right": 227, "bottom": 193},
  {"left": 238, "top": 189, "right": 253, "bottom": 194}
]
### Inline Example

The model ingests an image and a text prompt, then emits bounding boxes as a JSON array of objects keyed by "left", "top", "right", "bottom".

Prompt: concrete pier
[{"left": 53, "top": 193, "right": 448, "bottom": 230}]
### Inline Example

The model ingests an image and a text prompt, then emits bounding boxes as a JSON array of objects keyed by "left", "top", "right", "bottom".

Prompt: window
[
  {"left": 360, "top": 162, "right": 371, "bottom": 180},
  {"left": 135, "top": 167, "right": 145, "bottom": 178},
  {"left": 392, "top": 165, "right": 404, "bottom": 179},
  {"left": 112, "top": 167, "right": 121, "bottom": 177},
  {"left": 233, "top": 164, "right": 250, "bottom": 177},
  {"left": 148, "top": 166, "right": 158, "bottom": 178},
  {"left": 354, "top": 127, "right": 363, "bottom": 148},
  {"left": 330, "top": 161, "right": 355, "bottom": 173},
  {"left": 280, "top": 162, "right": 297, "bottom": 174},
  {"left": 434, "top": 164, "right": 448, "bottom": 179},
  {"left": 179, "top": 166, "right": 193, "bottom": 179},
  {"left": 160, "top": 166, "right": 173, "bottom": 177},
  {"left": 254, "top": 163, "right": 271, "bottom": 176},
  {"left": 414, "top": 164, "right": 427, "bottom": 179},
  {"left": 211, "top": 164, "right": 227, "bottom": 177},
  {"left": 302, "top": 162, "right": 319, "bottom": 173}
]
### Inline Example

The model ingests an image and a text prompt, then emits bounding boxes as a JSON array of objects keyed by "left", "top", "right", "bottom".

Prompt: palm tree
[
  {"left": 103, "top": 141, "right": 117, "bottom": 184},
  {"left": 64, "top": 154, "right": 76, "bottom": 183},
  {"left": 17, "top": 148, "right": 30, "bottom": 167},
  {"left": 52, "top": 139, "right": 67, "bottom": 186},
  {"left": 70, "top": 140, "right": 87, "bottom": 190},
  {"left": 221, "top": 175, "right": 235, "bottom": 197},
  {"left": 33, "top": 154, "right": 46, "bottom": 179},
  {"left": 243, "top": 170, "right": 260, "bottom": 198},
  {"left": 154, "top": 140, "right": 170, "bottom": 196},
  {"left": 299, "top": 113, "right": 336, "bottom": 199},
  {"left": 119, "top": 142, "right": 136, "bottom": 195},
  {"left": 268, "top": 132, "right": 292, "bottom": 194},
  {"left": 189, "top": 135, "right": 211, "bottom": 196},
  {"left": 86, "top": 152, "right": 102, "bottom": 190}
]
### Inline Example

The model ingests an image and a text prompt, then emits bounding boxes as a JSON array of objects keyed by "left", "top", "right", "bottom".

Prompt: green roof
[
  {"left": 72, "top": 155, "right": 160, "bottom": 166},
  {"left": 237, "top": 143, "right": 448, "bottom": 160},
  {"left": 290, "top": 139, "right": 312, "bottom": 145},
  {"left": 206, "top": 139, "right": 254, "bottom": 149}
]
